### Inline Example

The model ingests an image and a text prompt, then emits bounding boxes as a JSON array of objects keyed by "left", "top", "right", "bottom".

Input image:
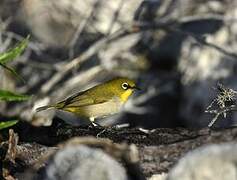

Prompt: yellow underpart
[
  {"left": 64, "top": 107, "right": 88, "bottom": 118},
  {"left": 65, "top": 107, "right": 78, "bottom": 113},
  {"left": 120, "top": 89, "right": 133, "bottom": 103}
]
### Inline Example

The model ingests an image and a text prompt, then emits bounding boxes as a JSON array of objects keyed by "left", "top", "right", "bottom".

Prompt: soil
[{"left": 1, "top": 119, "right": 237, "bottom": 179}]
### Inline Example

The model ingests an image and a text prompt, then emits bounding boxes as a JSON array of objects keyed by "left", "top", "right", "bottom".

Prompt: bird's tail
[{"left": 36, "top": 105, "right": 54, "bottom": 112}]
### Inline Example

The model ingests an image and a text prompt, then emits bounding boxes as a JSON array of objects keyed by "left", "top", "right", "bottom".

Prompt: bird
[{"left": 36, "top": 77, "right": 139, "bottom": 125}]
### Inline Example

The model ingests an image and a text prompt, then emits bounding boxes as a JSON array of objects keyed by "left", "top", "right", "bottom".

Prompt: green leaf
[
  {"left": 0, "top": 35, "right": 29, "bottom": 64},
  {"left": 0, "top": 63, "right": 25, "bottom": 83},
  {"left": 0, "top": 120, "right": 18, "bottom": 130},
  {"left": 0, "top": 89, "right": 30, "bottom": 101}
]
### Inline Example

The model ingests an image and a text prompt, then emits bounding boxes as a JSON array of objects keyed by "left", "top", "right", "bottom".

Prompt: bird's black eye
[{"left": 121, "top": 82, "right": 129, "bottom": 90}]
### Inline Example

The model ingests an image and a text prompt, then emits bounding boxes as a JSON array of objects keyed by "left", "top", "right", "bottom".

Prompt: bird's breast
[{"left": 70, "top": 98, "right": 123, "bottom": 119}]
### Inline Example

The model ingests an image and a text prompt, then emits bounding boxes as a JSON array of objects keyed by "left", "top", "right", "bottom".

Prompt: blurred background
[{"left": 1, "top": 0, "right": 237, "bottom": 128}]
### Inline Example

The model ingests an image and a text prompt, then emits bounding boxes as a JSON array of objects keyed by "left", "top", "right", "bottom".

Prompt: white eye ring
[{"left": 122, "top": 82, "right": 129, "bottom": 90}]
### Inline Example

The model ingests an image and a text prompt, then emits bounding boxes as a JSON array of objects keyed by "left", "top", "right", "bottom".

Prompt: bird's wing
[{"left": 56, "top": 91, "right": 108, "bottom": 109}]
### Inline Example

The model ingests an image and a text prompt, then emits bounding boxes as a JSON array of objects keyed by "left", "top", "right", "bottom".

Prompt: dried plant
[{"left": 205, "top": 83, "right": 237, "bottom": 127}]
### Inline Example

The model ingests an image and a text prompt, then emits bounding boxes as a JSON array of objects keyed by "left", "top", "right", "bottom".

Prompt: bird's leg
[
  {"left": 88, "top": 117, "right": 103, "bottom": 128},
  {"left": 88, "top": 117, "right": 107, "bottom": 138},
  {"left": 96, "top": 128, "right": 107, "bottom": 138},
  {"left": 97, "top": 124, "right": 130, "bottom": 138},
  {"left": 89, "top": 117, "right": 98, "bottom": 127},
  {"left": 89, "top": 117, "right": 95, "bottom": 123},
  {"left": 91, "top": 122, "right": 98, "bottom": 127}
]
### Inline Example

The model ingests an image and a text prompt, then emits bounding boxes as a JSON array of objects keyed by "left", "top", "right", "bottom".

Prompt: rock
[
  {"left": 149, "top": 173, "right": 167, "bottom": 180},
  {"left": 167, "top": 143, "right": 237, "bottom": 180},
  {"left": 37, "top": 145, "right": 128, "bottom": 180}
]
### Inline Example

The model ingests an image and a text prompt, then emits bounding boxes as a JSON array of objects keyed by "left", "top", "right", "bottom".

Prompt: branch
[
  {"left": 206, "top": 105, "right": 237, "bottom": 127},
  {"left": 40, "top": 14, "right": 237, "bottom": 94},
  {"left": 136, "top": 14, "right": 237, "bottom": 60},
  {"left": 205, "top": 83, "right": 237, "bottom": 127},
  {"left": 106, "top": 0, "right": 126, "bottom": 36},
  {"left": 171, "top": 28, "right": 237, "bottom": 61},
  {"left": 68, "top": 0, "right": 100, "bottom": 58}
]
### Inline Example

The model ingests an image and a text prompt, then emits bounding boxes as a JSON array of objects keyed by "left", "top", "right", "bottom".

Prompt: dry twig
[
  {"left": 205, "top": 83, "right": 237, "bottom": 127},
  {"left": 68, "top": 0, "right": 100, "bottom": 58},
  {"left": 2, "top": 129, "right": 19, "bottom": 180}
]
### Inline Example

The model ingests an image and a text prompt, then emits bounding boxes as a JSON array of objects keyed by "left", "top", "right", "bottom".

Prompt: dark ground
[{"left": 1, "top": 119, "right": 237, "bottom": 178}]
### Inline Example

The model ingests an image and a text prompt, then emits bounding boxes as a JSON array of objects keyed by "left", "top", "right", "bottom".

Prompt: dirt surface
[{"left": 1, "top": 119, "right": 237, "bottom": 178}]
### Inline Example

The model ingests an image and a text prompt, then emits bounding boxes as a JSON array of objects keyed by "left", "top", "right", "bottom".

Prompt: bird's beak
[{"left": 132, "top": 86, "right": 141, "bottom": 90}]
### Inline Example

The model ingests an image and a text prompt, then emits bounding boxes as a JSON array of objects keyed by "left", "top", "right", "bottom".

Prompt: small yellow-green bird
[{"left": 36, "top": 77, "right": 139, "bottom": 124}]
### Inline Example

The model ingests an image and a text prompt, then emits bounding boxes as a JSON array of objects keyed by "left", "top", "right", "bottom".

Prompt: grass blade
[
  {"left": 0, "top": 63, "right": 25, "bottom": 83},
  {"left": 0, "top": 35, "right": 29, "bottom": 64},
  {"left": 0, "top": 89, "right": 30, "bottom": 101},
  {"left": 0, "top": 120, "right": 18, "bottom": 130}
]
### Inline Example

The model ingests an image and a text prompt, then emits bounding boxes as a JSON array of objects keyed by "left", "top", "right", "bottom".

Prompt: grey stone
[
  {"left": 40, "top": 145, "right": 128, "bottom": 180},
  {"left": 167, "top": 143, "right": 237, "bottom": 180}
]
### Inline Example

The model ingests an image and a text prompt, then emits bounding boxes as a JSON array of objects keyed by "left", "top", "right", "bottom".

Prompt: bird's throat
[{"left": 120, "top": 89, "right": 133, "bottom": 103}]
